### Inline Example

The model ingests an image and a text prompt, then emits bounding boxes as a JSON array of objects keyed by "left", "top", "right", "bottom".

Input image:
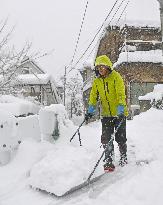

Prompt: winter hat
[{"left": 95, "top": 55, "right": 113, "bottom": 70}]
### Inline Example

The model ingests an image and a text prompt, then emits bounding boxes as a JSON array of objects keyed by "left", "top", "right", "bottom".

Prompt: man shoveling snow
[{"left": 85, "top": 55, "right": 128, "bottom": 172}]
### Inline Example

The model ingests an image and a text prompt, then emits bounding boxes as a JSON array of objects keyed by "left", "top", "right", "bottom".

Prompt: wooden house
[
  {"left": 0, "top": 57, "right": 62, "bottom": 106},
  {"left": 80, "top": 24, "right": 163, "bottom": 117}
]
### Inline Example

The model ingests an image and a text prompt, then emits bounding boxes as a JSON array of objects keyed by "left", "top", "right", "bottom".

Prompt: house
[
  {"left": 0, "top": 57, "right": 62, "bottom": 106},
  {"left": 80, "top": 24, "right": 163, "bottom": 117}
]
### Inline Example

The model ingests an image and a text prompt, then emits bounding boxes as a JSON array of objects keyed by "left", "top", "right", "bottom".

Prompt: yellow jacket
[{"left": 89, "top": 55, "right": 128, "bottom": 117}]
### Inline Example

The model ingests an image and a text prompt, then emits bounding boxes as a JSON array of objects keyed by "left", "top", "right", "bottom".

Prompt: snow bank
[
  {"left": 39, "top": 104, "right": 73, "bottom": 141},
  {"left": 29, "top": 111, "right": 103, "bottom": 196},
  {"left": 0, "top": 95, "right": 40, "bottom": 116}
]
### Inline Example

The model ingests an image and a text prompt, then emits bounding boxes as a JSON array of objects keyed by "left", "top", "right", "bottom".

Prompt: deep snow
[{"left": 0, "top": 107, "right": 163, "bottom": 205}]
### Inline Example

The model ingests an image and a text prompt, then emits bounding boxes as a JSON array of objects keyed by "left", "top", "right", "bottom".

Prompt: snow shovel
[
  {"left": 32, "top": 118, "right": 125, "bottom": 198},
  {"left": 87, "top": 116, "right": 125, "bottom": 182},
  {"left": 56, "top": 117, "right": 125, "bottom": 197},
  {"left": 69, "top": 118, "right": 86, "bottom": 146}
]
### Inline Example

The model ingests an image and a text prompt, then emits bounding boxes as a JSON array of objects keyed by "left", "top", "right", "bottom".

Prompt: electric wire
[
  {"left": 115, "top": 0, "right": 130, "bottom": 26},
  {"left": 69, "top": 0, "right": 89, "bottom": 68},
  {"left": 67, "top": 0, "right": 120, "bottom": 74},
  {"left": 87, "top": 0, "right": 130, "bottom": 65},
  {"left": 68, "top": 0, "right": 129, "bottom": 74}
]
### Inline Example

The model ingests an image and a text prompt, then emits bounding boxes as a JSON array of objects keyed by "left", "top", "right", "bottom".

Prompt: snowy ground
[{"left": 0, "top": 108, "right": 163, "bottom": 205}]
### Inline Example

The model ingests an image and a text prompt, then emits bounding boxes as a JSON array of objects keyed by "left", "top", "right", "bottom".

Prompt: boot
[
  {"left": 118, "top": 143, "right": 128, "bottom": 167},
  {"left": 103, "top": 161, "right": 115, "bottom": 172},
  {"left": 119, "top": 154, "right": 128, "bottom": 167},
  {"left": 103, "top": 141, "right": 115, "bottom": 172}
]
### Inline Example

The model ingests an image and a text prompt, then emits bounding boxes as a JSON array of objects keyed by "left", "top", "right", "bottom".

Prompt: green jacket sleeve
[
  {"left": 89, "top": 80, "right": 98, "bottom": 106},
  {"left": 114, "top": 72, "right": 126, "bottom": 105}
]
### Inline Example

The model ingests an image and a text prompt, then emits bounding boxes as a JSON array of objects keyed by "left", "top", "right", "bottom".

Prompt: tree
[
  {"left": 66, "top": 73, "right": 84, "bottom": 118},
  {"left": 0, "top": 19, "right": 33, "bottom": 94},
  {"left": 0, "top": 18, "right": 50, "bottom": 96}
]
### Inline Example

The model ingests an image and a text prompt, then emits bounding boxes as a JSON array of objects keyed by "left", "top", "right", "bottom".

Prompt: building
[
  {"left": 80, "top": 24, "right": 163, "bottom": 117},
  {"left": 0, "top": 57, "right": 62, "bottom": 106}
]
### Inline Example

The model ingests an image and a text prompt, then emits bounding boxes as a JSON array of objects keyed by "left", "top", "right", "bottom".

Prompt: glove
[
  {"left": 85, "top": 105, "right": 95, "bottom": 121},
  {"left": 88, "top": 105, "right": 96, "bottom": 114},
  {"left": 85, "top": 113, "right": 93, "bottom": 121},
  {"left": 117, "top": 105, "right": 124, "bottom": 117}
]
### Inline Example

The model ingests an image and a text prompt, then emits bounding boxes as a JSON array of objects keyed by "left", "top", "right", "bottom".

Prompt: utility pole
[
  {"left": 63, "top": 66, "right": 67, "bottom": 106},
  {"left": 158, "top": 0, "right": 163, "bottom": 54}
]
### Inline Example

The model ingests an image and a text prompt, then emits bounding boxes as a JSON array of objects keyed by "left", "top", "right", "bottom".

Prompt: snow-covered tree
[
  {"left": 0, "top": 18, "right": 48, "bottom": 96},
  {"left": 0, "top": 19, "right": 32, "bottom": 94},
  {"left": 65, "top": 73, "right": 84, "bottom": 118}
]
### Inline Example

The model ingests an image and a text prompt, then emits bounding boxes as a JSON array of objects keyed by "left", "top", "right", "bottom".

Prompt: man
[{"left": 85, "top": 55, "right": 128, "bottom": 172}]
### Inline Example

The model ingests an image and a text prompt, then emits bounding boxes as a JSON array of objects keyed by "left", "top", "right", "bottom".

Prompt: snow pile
[
  {"left": 0, "top": 95, "right": 40, "bottom": 116},
  {"left": 17, "top": 115, "right": 41, "bottom": 142},
  {"left": 0, "top": 107, "right": 163, "bottom": 204},
  {"left": 29, "top": 105, "right": 103, "bottom": 196},
  {"left": 0, "top": 139, "right": 55, "bottom": 197},
  {"left": 0, "top": 109, "right": 17, "bottom": 165},
  {"left": 39, "top": 104, "right": 74, "bottom": 141},
  {"left": 29, "top": 145, "right": 103, "bottom": 196}
]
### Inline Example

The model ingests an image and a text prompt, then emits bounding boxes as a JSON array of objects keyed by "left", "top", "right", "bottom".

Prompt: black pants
[{"left": 101, "top": 117, "right": 127, "bottom": 164}]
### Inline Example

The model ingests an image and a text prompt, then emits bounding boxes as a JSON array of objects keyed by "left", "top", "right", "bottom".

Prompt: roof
[
  {"left": 16, "top": 74, "right": 52, "bottom": 85},
  {"left": 108, "top": 0, "right": 160, "bottom": 28},
  {"left": 19, "top": 57, "right": 45, "bottom": 74},
  {"left": 0, "top": 74, "right": 54, "bottom": 85}
]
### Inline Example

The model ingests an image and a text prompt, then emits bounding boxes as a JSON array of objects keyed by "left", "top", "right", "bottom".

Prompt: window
[{"left": 22, "top": 67, "right": 30, "bottom": 74}]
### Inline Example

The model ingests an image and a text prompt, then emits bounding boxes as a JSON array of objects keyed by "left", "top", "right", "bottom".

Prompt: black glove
[{"left": 85, "top": 113, "right": 93, "bottom": 121}]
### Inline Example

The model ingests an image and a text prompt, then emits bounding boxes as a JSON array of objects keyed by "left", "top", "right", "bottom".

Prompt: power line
[
  {"left": 107, "top": 0, "right": 126, "bottom": 26},
  {"left": 69, "top": 0, "right": 89, "bottom": 68},
  {"left": 85, "top": 0, "right": 130, "bottom": 63},
  {"left": 67, "top": 0, "right": 126, "bottom": 74},
  {"left": 115, "top": 0, "right": 130, "bottom": 26}
]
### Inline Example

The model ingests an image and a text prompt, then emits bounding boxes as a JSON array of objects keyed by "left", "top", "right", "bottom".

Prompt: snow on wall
[
  {"left": 139, "top": 84, "right": 163, "bottom": 101},
  {"left": 0, "top": 109, "right": 18, "bottom": 152},
  {"left": 114, "top": 50, "right": 163, "bottom": 66},
  {"left": 0, "top": 95, "right": 42, "bottom": 165},
  {"left": 0, "top": 111, "right": 41, "bottom": 165}
]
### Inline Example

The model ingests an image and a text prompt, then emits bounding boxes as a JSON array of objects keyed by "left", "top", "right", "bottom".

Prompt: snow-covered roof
[
  {"left": 19, "top": 58, "right": 45, "bottom": 74},
  {"left": 16, "top": 74, "right": 52, "bottom": 85},
  {"left": 0, "top": 74, "right": 53, "bottom": 85},
  {"left": 114, "top": 50, "right": 163, "bottom": 66},
  {"left": 108, "top": 0, "right": 160, "bottom": 28},
  {"left": 81, "top": 0, "right": 160, "bottom": 70}
]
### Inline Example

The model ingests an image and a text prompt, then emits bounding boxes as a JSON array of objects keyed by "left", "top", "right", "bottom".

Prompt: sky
[{"left": 0, "top": 0, "right": 160, "bottom": 80}]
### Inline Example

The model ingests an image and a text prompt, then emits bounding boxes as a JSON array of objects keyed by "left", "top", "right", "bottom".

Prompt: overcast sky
[{"left": 0, "top": 0, "right": 160, "bottom": 79}]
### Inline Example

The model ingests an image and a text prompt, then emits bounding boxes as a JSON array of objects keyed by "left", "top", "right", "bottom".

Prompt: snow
[
  {"left": 0, "top": 73, "right": 57, "bottom": 86},
  {"left": 0, "top": 101, "right": 163, "bottom": 204},
  {"left": 139, "top": 84, "right": 163, "bottom": 101},
  {"left": 0, "top": 95, "right": 40, "bottom": 116},
  {"left": 114, "top": 50, "right": 163, "bottom": 66},
  {"left": 15, "top": 74, "right": 52, "bottom": 85}
]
